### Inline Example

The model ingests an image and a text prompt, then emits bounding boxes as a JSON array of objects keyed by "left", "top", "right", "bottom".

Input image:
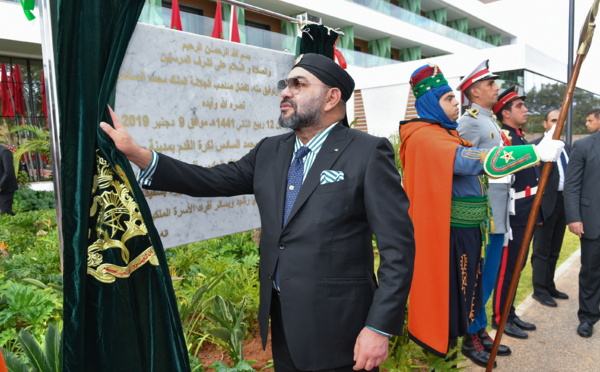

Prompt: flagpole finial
[{"left": 578, "top": 0, "right": 600, "bottom": 56}]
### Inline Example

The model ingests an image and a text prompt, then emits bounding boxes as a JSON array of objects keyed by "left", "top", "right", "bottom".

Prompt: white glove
[
  {"left": 535, "top": 133, "right": 565, "bottom": 162},
  {"left": 544, "top": 123, "right": 556, "bottom": 138}
]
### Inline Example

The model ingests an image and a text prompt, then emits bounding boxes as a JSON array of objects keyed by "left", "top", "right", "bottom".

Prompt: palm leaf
[
  {"left": 44, "top": 323, "right": 62, "bottom": 372},
  {"left": 1, "top": 347, "right": 29, "bottom": 372},
  {"left": 9, "top": 125, "right": 51, "bottom": 175},
  {"left": 20, "top": 278, "right": 48, "bottom": 290},
  {"left": 17, "top": 329, "right": 50, "bottom": 372},
  {"left": 10, "top": 125, "right": 47, "bottom": 139}
]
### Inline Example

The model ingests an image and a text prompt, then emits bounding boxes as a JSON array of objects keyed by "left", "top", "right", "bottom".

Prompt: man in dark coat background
[
  {"left": 565, "top": 108, "right": 600, "bottom": 339},
  {"left": 0, "top": 144, "right": 18, "bottom": 215},
  {"left": 530, "top": 109, "right": 571, "bottom": 308},
  {"left": 101, "top": 53, "right": 415, "bottom": 371}
]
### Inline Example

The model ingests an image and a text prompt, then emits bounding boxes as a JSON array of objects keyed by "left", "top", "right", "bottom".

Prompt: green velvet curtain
[{"left": 55, "top": 1, "right": 190, "bottom": 371}]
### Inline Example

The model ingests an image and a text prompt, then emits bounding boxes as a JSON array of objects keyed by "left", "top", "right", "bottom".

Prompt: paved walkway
[{"left": 464, "top": 249, "right": 600, "bottom": 371}]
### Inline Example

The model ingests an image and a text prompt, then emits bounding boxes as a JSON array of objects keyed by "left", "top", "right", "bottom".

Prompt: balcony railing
[
  {"left": 347, "top": 0, "right": 494, "bottom": 49},
  {"left": 337, "top": 47, "right": 401, "bottom": 67},
  {"left": 138, "top": 4, "right": 400, "bottom": 68}
]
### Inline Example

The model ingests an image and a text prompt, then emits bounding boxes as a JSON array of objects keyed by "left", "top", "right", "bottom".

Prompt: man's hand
[
  {"left": 100, "top": 106, "right": 152, "bottom": 169},
  {"left": 568, "top": 222, "right": 584, "bottom": 238},
  {"left": 353, "top": 327, "right": 389, "bottom": 371}
]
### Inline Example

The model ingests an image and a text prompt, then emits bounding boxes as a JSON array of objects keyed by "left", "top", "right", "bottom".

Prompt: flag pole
[
  {"left": 20, "top": 68, "right": 42, "bottom": 182},
  {"left": 38, "top": 0, "right": 64, "bottom": 272},
  {"left": 486, "top": 1, "right": 600, "bottom": 370}
]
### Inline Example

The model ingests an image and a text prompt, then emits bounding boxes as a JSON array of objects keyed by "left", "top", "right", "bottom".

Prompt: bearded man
[{"left": 102, "top": 53, "right": 416, "bottom": 372}]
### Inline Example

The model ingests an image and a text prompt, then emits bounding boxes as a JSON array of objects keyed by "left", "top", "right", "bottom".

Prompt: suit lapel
[
  {"left": 591, "top": 132, "right": 600, "bottom": 164},
  {"left": 284, "top": 124, "right": 354, "bottom": 227},
  {"left": 274, "top": 133, "right": 296, "bottom": 229}
]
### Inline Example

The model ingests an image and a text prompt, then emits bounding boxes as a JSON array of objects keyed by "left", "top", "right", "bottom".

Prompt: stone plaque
[{"left": 115, "top": 23, "right": 294, "bottom": 248}]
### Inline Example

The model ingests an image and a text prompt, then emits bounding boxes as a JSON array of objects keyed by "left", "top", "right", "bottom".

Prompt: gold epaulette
[{"left": 466, "top": 108, "right": 479, "bottom": 118}]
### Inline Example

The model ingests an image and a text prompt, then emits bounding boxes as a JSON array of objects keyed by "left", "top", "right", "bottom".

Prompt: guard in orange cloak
[{"left": 399, "top": 64, "right": 564, "bottom": 367}]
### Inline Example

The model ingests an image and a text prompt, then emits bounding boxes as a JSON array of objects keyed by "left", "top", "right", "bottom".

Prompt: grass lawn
[{"left": 484, "top": 227, "right": 580, "bottom": 329}]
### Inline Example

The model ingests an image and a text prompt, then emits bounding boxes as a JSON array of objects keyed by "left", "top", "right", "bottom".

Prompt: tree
[
  {"left": 525, "top": 83, "right": 600, "bottom": 135},
  {"left": 9, "top": 125, "right": 51, "bottom": 178}
]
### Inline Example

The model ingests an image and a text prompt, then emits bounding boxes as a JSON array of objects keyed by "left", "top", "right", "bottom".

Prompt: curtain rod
[{"left": 216, "top": 0, "right": 345, "bottom": 35}]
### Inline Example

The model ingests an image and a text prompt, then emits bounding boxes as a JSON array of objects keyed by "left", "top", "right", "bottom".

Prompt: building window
[
  {"left": 0, "top": 56, "right": 50, "bottom": 181},
  {"left": 245, "top": 20, "right": 271, "bottom": 31},
  {"left": 354, "top": 46, "right": 362, "bottom": 52},
  {"left": 0, "top": 57, "right": 46, "bottom": 126},
  {"left": 162, "top": 1, "right": 203, "bottom": 15}
]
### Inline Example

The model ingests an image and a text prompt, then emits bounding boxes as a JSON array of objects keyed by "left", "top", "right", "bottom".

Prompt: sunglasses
[{"left": 277, "top": 77, "right": 330, "bottom": 95}]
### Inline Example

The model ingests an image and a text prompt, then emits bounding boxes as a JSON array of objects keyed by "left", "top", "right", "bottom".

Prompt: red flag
[
  {"left": 41, "top": 71, "right": 48, "bottom": 120},
  {"left": 0, "top": 64, "right": 14, "bottom": 117},
  {"left": 171, "top": 0, "right": 182, "bottom": 31},
  {"left": 211, "top": 1, "right": 224, "bottom": 39},
  {"left": 333, "top": 38, "right": 347, "bottom": 69},
  {"left": 11, "top": 65, "right": 26, "bottom": 116},
  {"left": 229, "top": 6, "right": 240, "bottom": 43}
]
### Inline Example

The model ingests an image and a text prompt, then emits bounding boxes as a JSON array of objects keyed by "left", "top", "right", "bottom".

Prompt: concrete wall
[{"left": 0, "top": 2, "right": 42, "bottom": 59}]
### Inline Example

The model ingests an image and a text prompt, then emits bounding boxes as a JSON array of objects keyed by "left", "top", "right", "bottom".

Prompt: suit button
[{"left": 279, "top": 244, "right": 285, "bottom": 250}]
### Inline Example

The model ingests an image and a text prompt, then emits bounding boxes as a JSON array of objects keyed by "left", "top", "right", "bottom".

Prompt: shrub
[
  {"left": 0, "top": 279, "right": 62, "bottom": 344},
  {"left": 388, "top": 133, "right": 403, "bottom": 175},
  {"left": 0, "top": 210, "right": 60, "bottom": 284},
  {"left": 13, "top": 190, "right": 55, "bottom": 213}
]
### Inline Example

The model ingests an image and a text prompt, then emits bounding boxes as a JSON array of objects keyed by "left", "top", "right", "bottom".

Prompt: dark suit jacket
[
  {"left": 147, "top": 124, "right": 415, "bottom": 370},
  {"left": 0, "top": 145, "right": 18, "bottom": 194},
  {"left": 530, "top": 137, "right": 570, "bottom": 218},
  {"left": 564, "top": 131, "right": 600, "bottom": 240}
]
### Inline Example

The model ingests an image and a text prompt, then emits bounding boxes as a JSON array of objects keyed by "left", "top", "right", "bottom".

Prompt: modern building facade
[{"left": 1, "top": 0, "right": 598, "bottom": 140}]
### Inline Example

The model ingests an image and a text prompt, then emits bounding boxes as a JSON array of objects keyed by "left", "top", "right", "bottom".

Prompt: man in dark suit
[
  {"left": 101, "top": 54, "right": 415, "bottom": 371},
  {"left": 491, "top": 86, "right": 538, "bottom": 339},
  {"left": 0, "top": 144, "right": 18, "bottom": 215},
  {"left": 530, "top": 110, "right": 570, "bottom": 307},
  {"left": 565, "top": 108, "right": 600, "bottom": 338}
]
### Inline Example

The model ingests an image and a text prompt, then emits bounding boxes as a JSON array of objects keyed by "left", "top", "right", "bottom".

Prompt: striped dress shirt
[{"left": 137, "top": 122, "right": 339, "bottom": 186}]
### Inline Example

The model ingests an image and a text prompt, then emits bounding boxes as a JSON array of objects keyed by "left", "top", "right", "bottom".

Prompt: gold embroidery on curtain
[{"left": 87, "top": 153, "right": 158, "bottom": 283}]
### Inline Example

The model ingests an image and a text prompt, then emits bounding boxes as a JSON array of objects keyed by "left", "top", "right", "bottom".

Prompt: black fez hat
[
  {"left": 293, "top": 53, "right": 355, "bottom": 127},
  {"left": 493, "top": 85, "right": 526, "bottom": 116},
  {"left": 293, "top": 53, "right": 355, "bottom": 102}
]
